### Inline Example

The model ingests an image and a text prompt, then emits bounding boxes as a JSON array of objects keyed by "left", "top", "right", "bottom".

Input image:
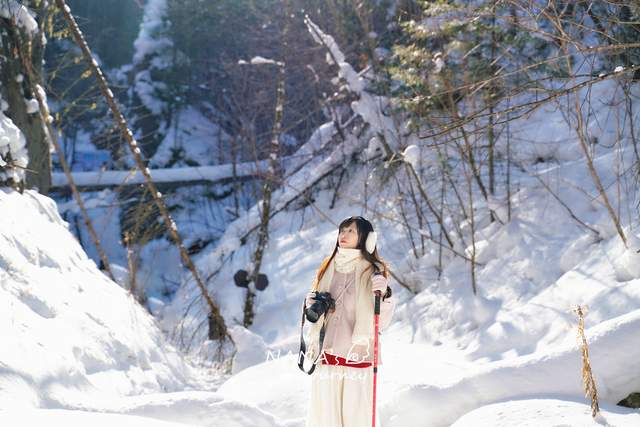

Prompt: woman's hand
[
  {"left": 305, "top": 291, "right": 316, "bottom": 308},
  {"left": 371, "top": 274, "right": 388, "bottom": 295}
]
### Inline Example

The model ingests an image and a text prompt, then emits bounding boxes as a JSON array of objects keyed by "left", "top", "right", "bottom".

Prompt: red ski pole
[{"left": 372, "top": 290, "right": 381, "bottom": 427}]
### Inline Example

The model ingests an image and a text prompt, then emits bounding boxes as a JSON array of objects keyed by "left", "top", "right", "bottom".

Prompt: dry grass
[{"left": 575, "top": 305, "right": 600, "bottom": 418}]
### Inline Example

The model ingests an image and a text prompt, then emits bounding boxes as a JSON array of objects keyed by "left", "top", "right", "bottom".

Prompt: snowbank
[
  {"left": 0, "top": 409, "right": 191, "bottom": 427},
  {"left": 0, "top": 188, "right": 297, "bottom": 426},
  {"left": 90, "top": 391, "right": 286, "bottom": 427},
  {"left": 0, "top": 188, "right": 194, "bottom": 408},
  {"left": 218, "top": 354, "right": 310, "bottom": 424},
  {"left": 451, "top": 399, "right": 640, "bottom": 427},
  {"left": 387, "top": 309, "right": 640, "bottom": 426}
]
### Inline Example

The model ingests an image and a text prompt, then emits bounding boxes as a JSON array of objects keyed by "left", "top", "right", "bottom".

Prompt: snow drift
[
  {"left": 0, "top": 188, "right": 194, "bottom": 408},
  {"left": 387, "top": 308, "right": 640, "bottom": 426}
]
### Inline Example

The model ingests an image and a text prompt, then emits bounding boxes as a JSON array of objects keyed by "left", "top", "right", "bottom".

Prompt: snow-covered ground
[
  {"left": 0, "top": 188, "right": 284, "bottom": 426},
  {"left": 0, "top": 409, "right": 192, "bottom": 427},
  {"left": 7, "top": 132, "right": 640, "bottom": 427},
  {"left": 154, "top": 74, "right": 640, "bottom": 425},
  {"left": 451, "top": 399, "right": 640, "bottom": 427},
  {"left": 4, "top": 174, "right": 640, "bottom": 425}
]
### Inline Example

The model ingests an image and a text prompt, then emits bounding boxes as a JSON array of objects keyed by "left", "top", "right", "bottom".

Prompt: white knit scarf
[{"left": 334, "top": 246, "right": 363, "bottom": 273}]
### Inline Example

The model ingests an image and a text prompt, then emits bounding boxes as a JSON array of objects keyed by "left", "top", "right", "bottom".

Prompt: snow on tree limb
[
  {"left": 0, "top": 0, "right": 38, "bottom": 35},
  {"left": 0, "top": 110, "right": 29, "bottom": 183},
  {"left": 304, "top": 16, "right": 400, "bottom": 150}
]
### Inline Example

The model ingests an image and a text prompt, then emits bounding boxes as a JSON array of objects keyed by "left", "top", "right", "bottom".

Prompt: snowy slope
[
  {"left": 196, "top": 168, "right": 640, "bottom": 424},
  {"left": 150, "top": 106, "right": 231, "bottom": 168},
  {"left": 0, "top": 188, "right": 195, "bottom": 407},
  {"left": 213, "top": 308, "right": 640, "bottom": 427},
  {"left": 154, "top": 75, "right": 640, "bottom": 425},
  {"left": 388, "top": 308, "right": 640, "bottom": 426},
  {"left": 0, "top": 188, "right": 290, "bottom": 427}
]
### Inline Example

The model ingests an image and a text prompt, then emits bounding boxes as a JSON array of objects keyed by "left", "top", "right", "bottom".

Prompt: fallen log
[{"left": 49, "top": 159, "right": 274, "bottom": 192}]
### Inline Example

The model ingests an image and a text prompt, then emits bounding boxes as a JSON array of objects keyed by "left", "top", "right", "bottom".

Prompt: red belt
[{"left": 321, "top": 351, "right": 372, "bottom": 368}]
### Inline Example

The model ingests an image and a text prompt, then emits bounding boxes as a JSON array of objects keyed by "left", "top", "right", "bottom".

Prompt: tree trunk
[
  {"left": 243, "top": 0, "right": 289, "bottom": 328},
  {"left": 0, "top": 3, "right": 51, "bottom": 194}
]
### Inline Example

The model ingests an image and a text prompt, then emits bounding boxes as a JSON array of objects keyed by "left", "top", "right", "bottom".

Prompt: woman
[{"left": 303, "top": 216, "right": 395, "bottom": 427}]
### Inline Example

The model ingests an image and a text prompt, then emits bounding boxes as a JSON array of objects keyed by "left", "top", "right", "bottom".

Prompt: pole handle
[{"left": 374, "top": 290, "right": 381, "bottom": 314}]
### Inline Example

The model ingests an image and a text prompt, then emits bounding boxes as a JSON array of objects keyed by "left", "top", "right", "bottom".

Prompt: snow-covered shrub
[{"left": 0, "top": 109, "right": 28, "bottom": 186}]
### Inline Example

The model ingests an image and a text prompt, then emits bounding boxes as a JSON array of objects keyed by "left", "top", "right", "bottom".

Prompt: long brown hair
[{"left": 311, "top": 216, "right": 390, "bottom": 291}]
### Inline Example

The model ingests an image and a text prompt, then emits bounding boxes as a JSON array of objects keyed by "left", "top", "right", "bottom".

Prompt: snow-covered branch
[{"left": 50, "top": 158, "right": 276, "bottom": 191}]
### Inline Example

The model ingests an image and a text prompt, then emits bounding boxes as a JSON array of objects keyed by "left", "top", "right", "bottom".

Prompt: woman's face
[{"left": 338, "top": 222, "right": 359, "bottom": 249}]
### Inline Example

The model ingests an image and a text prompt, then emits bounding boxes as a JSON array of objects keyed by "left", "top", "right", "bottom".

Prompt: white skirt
[{"left": 305, "top": 363, "right": 382, "bottom": 427}]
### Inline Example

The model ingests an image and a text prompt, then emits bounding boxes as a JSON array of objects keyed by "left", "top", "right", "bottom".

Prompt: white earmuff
[{"left": 365, "top": 231, "right": 377, "bottom": 253}]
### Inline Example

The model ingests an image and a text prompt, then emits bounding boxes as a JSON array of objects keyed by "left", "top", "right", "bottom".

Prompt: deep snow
[
  {"left": 0, "top": 188, "right": 286, "bottom": 426},
  {"left": 2, "top": 9, "right": 640, "bottom": 426}
]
